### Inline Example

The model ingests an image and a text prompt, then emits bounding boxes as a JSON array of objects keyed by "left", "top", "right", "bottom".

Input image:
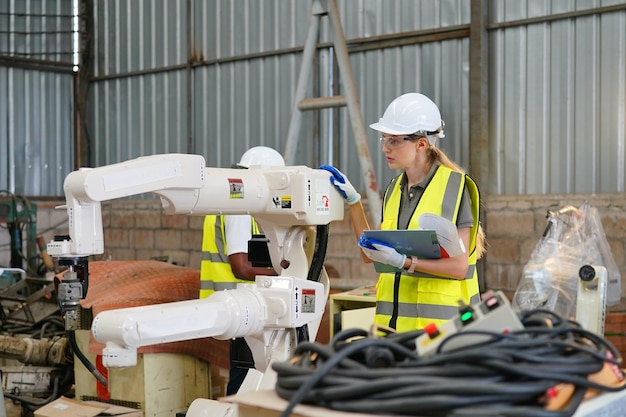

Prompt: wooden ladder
[{"left": 283, "top": 0, "right": 381, "bottom": 224}]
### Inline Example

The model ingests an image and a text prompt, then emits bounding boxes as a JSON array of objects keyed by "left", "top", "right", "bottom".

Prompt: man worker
[{"left": 199, "top": 146, "right": 284, "bottom": 395}]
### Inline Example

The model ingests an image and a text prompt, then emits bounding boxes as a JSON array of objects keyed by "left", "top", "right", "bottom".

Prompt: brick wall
[{"left": 5, "top": 193, "right": 626, "bottom": 311}]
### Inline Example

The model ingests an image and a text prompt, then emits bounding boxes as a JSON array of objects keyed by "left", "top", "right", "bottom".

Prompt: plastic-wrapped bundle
[
  {"left": 512, "top": 202, "right": 620, "bottom": 320},
  {"left": 580, "top": 203, "right": 622, "bottom": 305}
]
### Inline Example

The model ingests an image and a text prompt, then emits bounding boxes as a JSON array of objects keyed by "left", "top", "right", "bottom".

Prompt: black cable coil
[{"left": 272, "top": 309, "right": 625, "bottom": 417}]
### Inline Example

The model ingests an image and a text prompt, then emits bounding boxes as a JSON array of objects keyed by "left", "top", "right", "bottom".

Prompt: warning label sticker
[
  {"left": 302, "top": 288, "right": 316, "bottom": 313},
  {"left": 271, "top": 195, "right": 291, "bottom": 209},
  {"left": 316, "top": 178, "right": 331, "bottom": 215},
  {"left": 228, "top": 178, "right": 244, "bottom": 199}
]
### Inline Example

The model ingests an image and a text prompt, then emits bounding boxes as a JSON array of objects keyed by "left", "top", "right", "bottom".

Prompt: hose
[
  {"left": 68, "top": 330, "right": 108, "bottom": 386},
  {"left": 307, "top": 224, "right": 329, "bottom": 283},
  {"left": 293, "top": 224, "right": 329, "bottom": 345}
]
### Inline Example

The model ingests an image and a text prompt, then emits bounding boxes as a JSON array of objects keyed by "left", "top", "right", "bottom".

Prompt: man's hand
[
  {"left": 358, "top": 235, "right": 406, "bottom": 269},
  {"left": 320, "top": 165, "right": 361, "bottom": 205}
]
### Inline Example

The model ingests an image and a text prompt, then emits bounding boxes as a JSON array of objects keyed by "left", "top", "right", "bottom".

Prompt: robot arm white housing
[
  {"left": 48, "top": 153, "right": 344, "bottom": 263},
  {"left": 48, "top": 153, "right": 344, "bottom": 368},
  {"left": 47, "top": 154, "right": 207, "bottom": 257},
  {"left": 92, "top": 275, "right": 326, "bottom": 367}
]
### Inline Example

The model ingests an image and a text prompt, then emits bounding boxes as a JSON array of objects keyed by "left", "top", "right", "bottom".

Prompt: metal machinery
[
  {"left": 1, "top": 197, "right": 72, "bottom": 415},
  {"left": 46, "top": 153, "right": 345, "bottom": 415},
  {"left": 0, "top": 194, "right": 38, "bottom": 275}
]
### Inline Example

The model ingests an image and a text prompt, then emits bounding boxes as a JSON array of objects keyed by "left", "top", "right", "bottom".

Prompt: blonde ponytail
[{"left": 427, "top": 146, "right": 487, "bottom": 259}]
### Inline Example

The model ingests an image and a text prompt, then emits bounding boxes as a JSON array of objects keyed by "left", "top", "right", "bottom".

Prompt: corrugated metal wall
[
  {"left": 89, "top": 0, "right": 472, "bottom": 195},
  {"left": 0, "top": 0, "right": 74, "bottom": 196},
  {"left": 2, "top": 0, "right": 626, "bottom": 197},
  {"left": 334, "top": 0, "right": 471, "bottom": 194},
  {"left": 489, "top": 0, "right": 626, "bottom": 194},
  {"left": 90, "top": 0, "right": 308, "bottom": 168},
  {"left": 191, "top": 0, "right": 311, "bottom": 168}
]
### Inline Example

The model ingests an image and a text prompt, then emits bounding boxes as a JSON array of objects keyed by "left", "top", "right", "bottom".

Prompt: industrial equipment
[
  {"left": 0, "top": 274, "right": 73, "bottom": 415},
  {"left": 512, "top": 203, "right": 619, "bottom": 329},
  {"left": 0, "top": 194, "right": 38, "bottom": 274},
  {"left": 46, "top": 153, "right": 344, "bottom": 415},
  {"left": 415, "top": 290, "right": 524, "bottom": 358},
  {"left": 576, "top": 264, "right": 608, "bottom": 336}
]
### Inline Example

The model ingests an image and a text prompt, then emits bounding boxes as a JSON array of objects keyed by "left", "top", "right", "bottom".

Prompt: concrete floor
[{"left": 3, "top": 399, "right": 22, "bottom": 417}]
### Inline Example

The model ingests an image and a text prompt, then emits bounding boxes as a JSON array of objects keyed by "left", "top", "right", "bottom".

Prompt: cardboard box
[
  {"left": 211, "top": 374, "right": 226, "bottom": 399},
  {"left": 35, "top": 396, "right": 142, "bottom": 417},
  {"left": 83, "top": 400, "right": 143, "bottom": 417},
  {"left": 223, "top": 390, "right": 402, "bottom": 417}
]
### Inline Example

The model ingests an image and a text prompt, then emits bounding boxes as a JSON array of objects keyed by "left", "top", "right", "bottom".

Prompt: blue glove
[
  {"left": 320, "top": 165, "right": 361, "bottom": 205},
  {"left": 358, "top": 234, "right": 406, "bottom": 269}
]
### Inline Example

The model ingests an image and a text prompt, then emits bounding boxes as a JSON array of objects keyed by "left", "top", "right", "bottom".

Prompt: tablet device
[{"left": 363, "top": 229, "right": 441, "bottom": 273}]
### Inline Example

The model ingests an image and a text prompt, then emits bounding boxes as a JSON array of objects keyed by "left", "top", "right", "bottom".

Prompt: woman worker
[{"left": 321, "top": 92, "right": 486, "bottom": 332}]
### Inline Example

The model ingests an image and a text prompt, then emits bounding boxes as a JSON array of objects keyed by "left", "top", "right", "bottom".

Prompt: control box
[{"left": 415, "top": 291, "right": 524, "bottom": 358}]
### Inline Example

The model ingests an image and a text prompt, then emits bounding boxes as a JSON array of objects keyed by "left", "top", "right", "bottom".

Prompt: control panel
[{"left": 415, "top": 291, "right": 524, "bottom": 358}]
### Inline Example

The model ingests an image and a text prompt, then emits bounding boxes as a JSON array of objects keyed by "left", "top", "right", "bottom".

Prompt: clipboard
[{"left": 363, "top": 229, "right": 441, "bottom": 273}]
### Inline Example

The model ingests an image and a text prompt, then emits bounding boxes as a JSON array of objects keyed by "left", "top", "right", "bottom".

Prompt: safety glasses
[{"left": 378, "top": 135, "right": 420, "bottom": 149}]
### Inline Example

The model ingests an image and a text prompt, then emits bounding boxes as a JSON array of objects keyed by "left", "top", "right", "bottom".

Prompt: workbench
[{"left": 329, "top": 286, "right": 376, "bottom": 337}]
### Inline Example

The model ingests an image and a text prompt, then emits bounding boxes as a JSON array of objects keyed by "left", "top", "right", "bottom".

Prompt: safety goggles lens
[{"left": 379, "top": 135, "right": 418, "bottom": 149}]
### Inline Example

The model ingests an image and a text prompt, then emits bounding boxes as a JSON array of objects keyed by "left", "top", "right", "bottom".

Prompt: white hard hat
[
  {"left": 369, "top": 93, "right": 445, "bottom": 142},
  {"left": 236, "top": 146, "right": 285, "bottom": 168}
]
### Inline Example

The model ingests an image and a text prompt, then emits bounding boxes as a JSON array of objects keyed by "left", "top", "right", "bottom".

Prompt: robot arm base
[{"left": 102, "top": 342, "right": 138, "bottom": 368}]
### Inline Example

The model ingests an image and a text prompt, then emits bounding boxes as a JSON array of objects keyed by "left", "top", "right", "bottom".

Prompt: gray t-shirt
[{"left": 394, "top": 164, "right": 474, "bottom": 230}]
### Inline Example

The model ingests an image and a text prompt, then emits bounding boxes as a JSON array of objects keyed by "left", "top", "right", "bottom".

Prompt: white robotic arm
[
  {"left": 47, "top": 153, "right": 343, "bottom": 379},
  {"left": 91, "top": 274, "right": 326, "bottom": 369},
  {"left": 48, "top": 153, "right": 342, "bottom": 267}
]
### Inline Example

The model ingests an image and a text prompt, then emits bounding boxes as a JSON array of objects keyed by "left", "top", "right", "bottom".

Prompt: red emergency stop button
[{"left": 424, "top": 322, "right": 440, "bottom": 339}]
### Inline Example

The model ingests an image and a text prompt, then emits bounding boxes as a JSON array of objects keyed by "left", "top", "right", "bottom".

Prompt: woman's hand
[
  {"left": 320, "top": 165, "right": 361, "bottom": 205},
  {"left": 358, "top": 235, "right": 406, "bottom": 269}
]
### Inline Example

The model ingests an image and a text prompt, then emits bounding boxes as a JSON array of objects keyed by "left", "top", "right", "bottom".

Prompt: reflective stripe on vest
[
  {"left": 375, "top": 166, "right": 481, "bottom": 332},
  {"left": 376, "top": 293, "right": 482, "bottom": 319},
  {"left": 199, "top": 214, "right": 259, "bottom": 299},
  {"left": 403, "top": 264, "right": 476, "bottom": 280}
]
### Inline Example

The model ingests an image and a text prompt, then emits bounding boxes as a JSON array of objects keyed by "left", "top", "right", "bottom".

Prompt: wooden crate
[{"left": 73, "top": 330, "right": 211, "bottom": 416}]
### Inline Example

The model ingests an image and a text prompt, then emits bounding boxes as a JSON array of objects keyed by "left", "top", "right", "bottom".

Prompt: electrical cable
[
  {"left": 68, "top": 330, "right": 107, "bottom": 386},
  {"left": 307, "top": 224, "right": 329, "bottom": 283},
  {"left": 272, "top": 309, "right": 625, "bottom": 417},
  {"left": 296, "top": 224, "right": 329, "bottom": 345}
]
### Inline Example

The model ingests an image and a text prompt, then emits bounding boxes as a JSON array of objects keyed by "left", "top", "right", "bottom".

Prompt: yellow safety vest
[
  {"left": 374, "top": 166, "right": 481, "bottom": 332},
  {"left": 199, "top": 214, "right": 260, "bottom": 299}
]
